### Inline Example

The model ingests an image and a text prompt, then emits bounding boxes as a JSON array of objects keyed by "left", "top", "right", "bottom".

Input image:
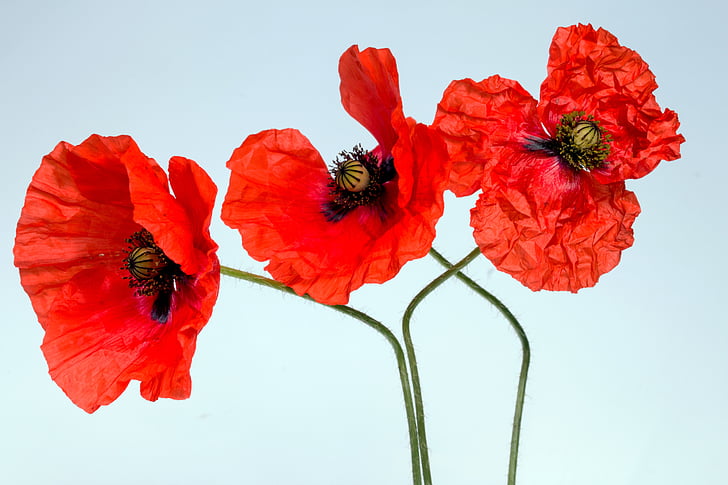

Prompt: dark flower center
[
  {"left": 322, "top": 144, "right": 396, "bottom": 222},
  {"left": 122, "top": 229, "right": 186, "bottom": 323},
  {"left": 525, "top": 111, "right": 612, "bottom": 171}
]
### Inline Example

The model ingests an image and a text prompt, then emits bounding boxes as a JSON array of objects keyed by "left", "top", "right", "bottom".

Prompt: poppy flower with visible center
[
  {"left": 433, "top": 24, "right": 684, "bottom": 291},
  {"left": 14, "top": 134, "right": 220, "bottom": 413},
  {"left": 221, "top": 45, "right": 449, "bottom": 305}
]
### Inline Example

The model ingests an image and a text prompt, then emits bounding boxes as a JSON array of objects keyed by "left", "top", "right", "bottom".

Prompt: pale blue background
[{"left": 2, "top": 1, "right": 726, "bottom": 484}]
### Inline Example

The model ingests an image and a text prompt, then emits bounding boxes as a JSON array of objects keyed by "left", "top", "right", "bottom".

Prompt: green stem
[
  {"left": 220, "top": 265, "right": 422, "bottom": 485},
  {"left": 402, "top": 247, "right": 483, "bottom": 485},
  {"left": 428, "top": 248, "right": 530, "bottom": 485}
]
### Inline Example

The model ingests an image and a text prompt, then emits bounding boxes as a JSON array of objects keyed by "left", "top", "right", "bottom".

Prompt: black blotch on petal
[{"left": 151, "top": 291, "right": 172, "bottom": 323}]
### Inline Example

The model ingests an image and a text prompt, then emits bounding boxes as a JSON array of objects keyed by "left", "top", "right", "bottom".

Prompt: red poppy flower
[
  {"left": 433, "top": 24, "right": 684, "bottom": 291},
  {"left": 221, "top": 45, "right": 449, "bottom": 305},
  {"left": 14, "top": 134, "right": 219, "bottom": 413}
]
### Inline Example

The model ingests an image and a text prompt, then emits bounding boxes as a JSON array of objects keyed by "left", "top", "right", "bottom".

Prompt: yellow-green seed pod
[
  {"left": 335, "top": 159, "right": 370, "bottom": 192},
  {"left": 573, "top": 121, "right": 601, "bottom": 149},
  {"left": 127, "top": 247, "right": 164, "bottom": 280}
]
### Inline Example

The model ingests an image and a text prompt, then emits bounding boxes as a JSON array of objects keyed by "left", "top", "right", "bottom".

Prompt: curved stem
[
  {"left": 402, "top": 247, "right": 483, "bottom": 485},
  {"left": 428, "top": 248, "right": 531, "bottom": 485},
  {"left": 220, "top": 265, "right": 422, "bottom": 485}
]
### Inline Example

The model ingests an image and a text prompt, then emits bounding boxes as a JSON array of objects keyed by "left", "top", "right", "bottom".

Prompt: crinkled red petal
[
  {"left": 339, "top": 45, "right": 419, "bottom": 205},
  {"left": 222, "top": 126, "right": 448, "bottom": 305},
  {"left": 41, "top": 269, "right": 169, "bottom": 412},
  {"left": 471, "top": 149, "right": 641, "bottom": 292},
  {"left": 40, "top": 265, "right": 217, "bottom": 413},
  {"left": 434, "top": 75, "right": 540, "bottom": 196},
  {"left": 168, "top": 157, "right": 218, "bottom": 252},
  {"left": 14, "top": 135, "right": 140, "bottom": 327},
  {"left": 339, "top": 45, "right": 405, "bottom": 154},
  {"left": 539, "top": 23, "right": 684, "bottom": 183},
  {"left": 137, "top": 260, "right": 219, "bottom": 404},
  {"left": 128, "top": 154, "right": 218, "bottom": 277},
  {"left": 14, "top": 134, "right": 219, "bottom": 412},
  {"left": 126, "top": 155, "right": 193, "bottom": 276}
]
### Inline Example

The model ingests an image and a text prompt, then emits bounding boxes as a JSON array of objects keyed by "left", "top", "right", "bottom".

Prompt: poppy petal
[
  {"left": 339, "top": 45, "right": 404, "bottom": 153},
  {"left": 472, "top": 151, "right": 641, "bottom": 291},
  {"left": 41, "top": 270, "right": 167, "bottom": 412},
  {"left": 434, "top": 75, "right": 540, "bottom": 196},
  {"left": 125, "top": 154, "right": 199, "bottom": 276},
  {"left": 167, "top": 156, "right": 219, "bottom": 275},
  {"left": 14, "top": 136, "right": 140, "bottom": 326},
  {"left": 539, "top": 23, "right": 684, "bottom": 182}
]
